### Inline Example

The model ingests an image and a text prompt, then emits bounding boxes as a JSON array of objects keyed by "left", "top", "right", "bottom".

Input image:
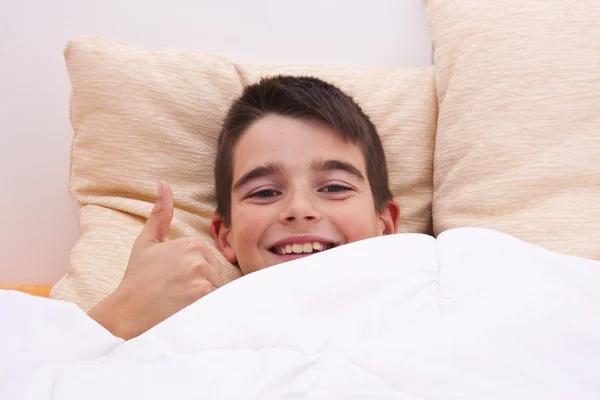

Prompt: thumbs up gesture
[{"left": 88, "top": 181, "right": 224, "bottom": 340}]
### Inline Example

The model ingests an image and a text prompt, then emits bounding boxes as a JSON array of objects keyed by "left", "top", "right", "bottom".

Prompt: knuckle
[
  {"left": 184, "top": 290, "right": 201, "bottom": 303},
  {"left": 190, "top": 259, "right": 210, "bottom": 275},
  {"left": 195, "top": 279, "right": 214, "bottom": 297},
  {"left": 150, "top": 204, "right": 162, "bottom": 216},
  {"left": 184, "top": 236, "right": 206, "bottom": 251}
]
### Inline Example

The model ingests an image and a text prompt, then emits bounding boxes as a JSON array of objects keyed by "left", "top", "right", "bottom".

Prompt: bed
[{"left": 2, "top": 0, "right": 599, "bottom": 398}]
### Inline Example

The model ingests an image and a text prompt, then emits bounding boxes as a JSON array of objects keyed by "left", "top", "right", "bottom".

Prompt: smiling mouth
[{"left": 269, "top": 241, "right": 337, "bottom": 256}]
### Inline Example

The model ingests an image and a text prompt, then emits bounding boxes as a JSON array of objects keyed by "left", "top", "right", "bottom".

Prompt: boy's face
[{"left": 212, "top": 114, "right": 399, "bottom": 275}]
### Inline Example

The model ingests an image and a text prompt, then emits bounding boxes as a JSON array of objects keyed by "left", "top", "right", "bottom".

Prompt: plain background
[{"left": 0, "top": 0, "right": 433, "bottom": 283}]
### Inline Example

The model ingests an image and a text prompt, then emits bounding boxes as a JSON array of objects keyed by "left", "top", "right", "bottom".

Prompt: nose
[{"left": 279, "top": 188, "right": 321, "bottom": 224}]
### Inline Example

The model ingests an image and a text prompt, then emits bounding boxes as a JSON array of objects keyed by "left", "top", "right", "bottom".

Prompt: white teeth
[{"left": 275, "top": 242, "right": 333, "bottom": 255}]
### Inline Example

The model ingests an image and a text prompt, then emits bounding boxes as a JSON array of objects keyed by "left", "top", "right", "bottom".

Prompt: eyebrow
[
  {"left": 233, "top": 161, "right": 284, "bottom": 191},
  {"left": 311, "top": 158, "right": 365, "bottom": 181},
  {"left": 232, "top": 158, "right": 365, "bottom": 191}
]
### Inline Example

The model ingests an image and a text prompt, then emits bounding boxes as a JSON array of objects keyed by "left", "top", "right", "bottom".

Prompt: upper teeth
[{"left": 277, "top": 242, "right": 329, "bottom": 255}]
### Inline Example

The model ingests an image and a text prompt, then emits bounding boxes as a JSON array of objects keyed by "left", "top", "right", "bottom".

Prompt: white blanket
[{"left": 2, "top": 227, "right": 600, "bottom": 399}]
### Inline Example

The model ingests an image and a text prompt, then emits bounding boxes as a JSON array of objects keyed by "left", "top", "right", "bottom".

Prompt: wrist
[{"left": 88, "top": 290, "right": 136, "bottom": 340}]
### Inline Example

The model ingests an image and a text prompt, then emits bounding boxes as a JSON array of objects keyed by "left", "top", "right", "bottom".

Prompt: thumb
[{"left": 138, "top": 180, "right": 174, "bottom": 246}]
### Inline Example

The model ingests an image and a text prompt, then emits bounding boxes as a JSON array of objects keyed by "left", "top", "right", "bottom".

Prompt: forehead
[{"left": 232, "top": 114, "right": 366, "bottom": 177}]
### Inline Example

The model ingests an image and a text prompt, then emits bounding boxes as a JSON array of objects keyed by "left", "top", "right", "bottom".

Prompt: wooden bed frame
[{"left": 0, "top": 284, "right": 52, "bottom": 298}]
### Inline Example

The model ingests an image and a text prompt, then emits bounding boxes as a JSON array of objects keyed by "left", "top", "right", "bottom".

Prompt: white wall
[{"left": 0, "top": 0, "right": 432, "bottom": 284}]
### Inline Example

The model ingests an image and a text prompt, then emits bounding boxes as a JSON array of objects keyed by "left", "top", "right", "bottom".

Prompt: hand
[{"left": 88, "top": 180, "right": 224, "bottom": 340}]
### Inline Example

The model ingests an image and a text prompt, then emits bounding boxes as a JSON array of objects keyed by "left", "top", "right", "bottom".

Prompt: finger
[
  {"left": 176, "top": 236, "right": 224, "bottom": 275},
  {"left": 192, "top": 280, "right": 218, "bottom": 300},
  {"left": 183, "top": 260, "right": 224, "bottom": 290},
  {"left": 137, "top": 180, "right": 174, "bottom": 247},
  {"left": 196, "top": 258, "right": 225, "bottom": 288},
  {"left": 203, "top": 245, "right": 224, "bottom": 275}
]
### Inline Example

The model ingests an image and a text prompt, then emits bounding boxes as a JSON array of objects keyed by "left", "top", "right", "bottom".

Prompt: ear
[
  {"left": 211, "top": 214, "right": 238, "bottom": 264},
  {"left": 378, "top": 199, "right": 400, "bottom": 235}
]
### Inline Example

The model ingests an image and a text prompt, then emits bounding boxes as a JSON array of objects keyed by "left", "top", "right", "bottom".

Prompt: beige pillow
[
  {"left": 50, "top": 38, "right": 437, "bottom": 311},
  {"left": 425, "top": 0, "right": 600, "bottom": 260}
]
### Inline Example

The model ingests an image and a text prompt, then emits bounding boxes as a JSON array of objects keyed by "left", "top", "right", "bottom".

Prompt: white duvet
[{"left": 2, "top": 227, "right": 600, "bottom": 399}]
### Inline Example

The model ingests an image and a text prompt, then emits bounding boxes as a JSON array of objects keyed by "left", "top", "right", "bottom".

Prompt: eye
[
  {"left": 248, "top": 189, "right": 280, "bottom": 198},
  {"left": 320, "top": 184, "right": 352, "bottom": 193}
]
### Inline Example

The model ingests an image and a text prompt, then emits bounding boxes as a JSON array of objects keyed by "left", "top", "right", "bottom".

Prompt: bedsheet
[{"left": 1, "top": 227, "right": 599, "bottom": 399}]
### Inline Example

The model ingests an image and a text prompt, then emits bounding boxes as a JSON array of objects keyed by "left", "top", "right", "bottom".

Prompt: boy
[{"left": 88, "top": 76, "right": 400, "bottom": 339}]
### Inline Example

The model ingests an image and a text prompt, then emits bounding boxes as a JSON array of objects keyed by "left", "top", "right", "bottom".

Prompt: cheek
[
  {"left": 231, "top": 205, "right": 270, "bottom": 248},
  {"left": 328, "top": 203, "right": 380, "bottom": 240}
]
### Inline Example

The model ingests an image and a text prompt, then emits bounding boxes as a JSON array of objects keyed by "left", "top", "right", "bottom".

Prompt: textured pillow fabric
[
  {"left": 50, "top": 38, "right": 437, "bottom": 311},
  {"left": 425, "top": 0, "right": 600, "bottom": 260}
]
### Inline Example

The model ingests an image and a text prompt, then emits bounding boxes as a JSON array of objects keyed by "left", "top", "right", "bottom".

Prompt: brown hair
[{"left": 214, "top": 75, "right": 392, "bottom": 225}]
